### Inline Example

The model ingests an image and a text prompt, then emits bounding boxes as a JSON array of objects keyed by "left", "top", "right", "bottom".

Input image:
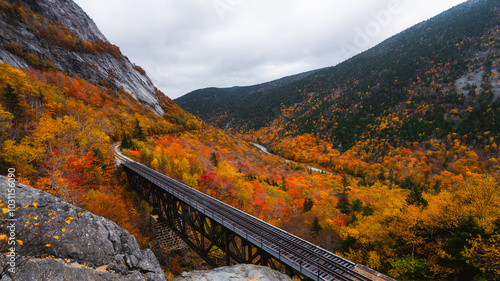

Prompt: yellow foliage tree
[
  {"left": 455, "top": 173, "right": 500, "bottom": 231},
  {"left": 463, "top": 234, "right": 500, "bottom": 277},
  {"left": 0, "top": 105, "right": 14, "bottom": 135}
]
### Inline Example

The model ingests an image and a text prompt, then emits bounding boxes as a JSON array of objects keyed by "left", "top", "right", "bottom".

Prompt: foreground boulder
[
  {"left": 0, "top": 176, "right": 166, "bottom": 281},
  {"left": 171, "top": 264, "right": 293, "bottom": 281}
]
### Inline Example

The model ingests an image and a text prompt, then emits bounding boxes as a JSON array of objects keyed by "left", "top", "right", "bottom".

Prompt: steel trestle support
[{"left": 123, "top": 166, "right": 303, "bottom": 279}]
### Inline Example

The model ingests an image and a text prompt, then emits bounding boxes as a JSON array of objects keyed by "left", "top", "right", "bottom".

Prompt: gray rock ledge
[
  {"left": 0, "top": 176, "right": 166, "bottom": 281},
  {"left": 171, "top": 264, "right": 293, "bottom": 281}
]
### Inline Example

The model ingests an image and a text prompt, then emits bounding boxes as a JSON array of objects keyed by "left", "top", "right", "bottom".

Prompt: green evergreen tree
[
  {"left": 3, "top": 84, "right": 20, "bottom": 115},
  {"left": 406, "top": 186, "right": 428, "bottom": 208},
  {"left": 120, "top": 130, "right": 134, "bottom": 149},
  {"left": 210, "top": 152, "right": 219, "bottom": 168},
  {"left": 362, "top": 204, "right": 374, "bottom": 216},
  {"left": 133, "top": 118, "right": 145, "bottom": 141},
  {"left": 303, "top": 198, "right": 314, "bottom": 212},
  {"left": 311, "top": 217, "right": 322, "bottom": 235},
  {"left": 280, "top": 175, "right": 288, "bottom": 191},
  {"left": 336, "top": 176, "right": 352, "bottom": 215},
  {"left": 351, "top": 199, "right": 363, "bottom": 212}
]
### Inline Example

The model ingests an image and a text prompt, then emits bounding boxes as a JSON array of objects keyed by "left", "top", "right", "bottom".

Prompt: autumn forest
[{"left": 1, "top": 0, "right": 500, "bottom": 280}]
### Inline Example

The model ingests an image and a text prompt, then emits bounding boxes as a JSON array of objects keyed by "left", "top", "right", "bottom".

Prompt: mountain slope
[
  {"left": 0, "top": 0, "right": 166, "bottom": 115},
  {"left": 175, "top": 69, "right": 320, "bottom": 129},
  {"left": 0, "top": 0, "right": 203, "bottom": 253},
  {"left": 0, "top": 0, "right": 204, "bottom": 181},
  {"left": 176, "top": 0, "right": 500, "bottom": 150}
]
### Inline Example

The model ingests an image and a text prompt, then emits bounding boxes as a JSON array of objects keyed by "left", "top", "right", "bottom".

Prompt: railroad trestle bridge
[{"left": 115, "top": 145, "right": 387, "bottom": 281}]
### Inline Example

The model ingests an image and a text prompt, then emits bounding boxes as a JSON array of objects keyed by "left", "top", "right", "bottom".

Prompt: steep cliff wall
[{"left": 0, "top": 0, "right": 165, "bottom": 115}]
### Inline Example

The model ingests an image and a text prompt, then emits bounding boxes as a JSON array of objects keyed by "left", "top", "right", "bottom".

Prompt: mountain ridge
[
  {"left": 175, "top": 69, "right": 321, "bottom": 128},
  {"left": 176, "top": 0, "right": 500, "bottom": 150}
]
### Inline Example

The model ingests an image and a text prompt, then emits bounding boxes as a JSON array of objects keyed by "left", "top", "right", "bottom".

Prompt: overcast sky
[{"left": 73, "top": 0, "right": 467, "bottom": 99}]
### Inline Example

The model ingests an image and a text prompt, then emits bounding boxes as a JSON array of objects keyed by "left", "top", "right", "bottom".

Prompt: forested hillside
[
  {"left": 177, "top": 0, "right": 500, "bottom": 151},
  {"left": 0, "top": 0, "right": 203, "bottom": 247},
  {"left": 175, "top": 69, "right": 319, "bottom": 129}
]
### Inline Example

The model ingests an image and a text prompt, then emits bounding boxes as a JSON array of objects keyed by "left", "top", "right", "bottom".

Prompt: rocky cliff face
[
  {"left": 0, "top": 0, "right": 164, "bottom": 115},
  {"left": 0, "top": 176, "right": 166, "bottom": 281},
  {"left": 35, "top": 0, "right": 107, "bottom": 42}
]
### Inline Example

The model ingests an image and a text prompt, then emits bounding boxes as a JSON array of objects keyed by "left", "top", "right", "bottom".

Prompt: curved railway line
[{"left": 114, "top": 144, "right": 378, "bottom": 281}]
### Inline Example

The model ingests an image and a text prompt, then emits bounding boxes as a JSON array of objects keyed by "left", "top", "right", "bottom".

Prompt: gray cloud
[{"left": 74, "top": 0, "right": 466, "bottom": 99}]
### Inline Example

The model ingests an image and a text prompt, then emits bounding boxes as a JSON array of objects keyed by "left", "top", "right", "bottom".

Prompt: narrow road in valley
[{"left": 251, "top": 143, "right": 329, "bottom": 174}]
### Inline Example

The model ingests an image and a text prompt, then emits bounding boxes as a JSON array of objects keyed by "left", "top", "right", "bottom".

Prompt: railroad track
[{"left": 113, "top": 144, "right": 373, "bottom": 281}]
